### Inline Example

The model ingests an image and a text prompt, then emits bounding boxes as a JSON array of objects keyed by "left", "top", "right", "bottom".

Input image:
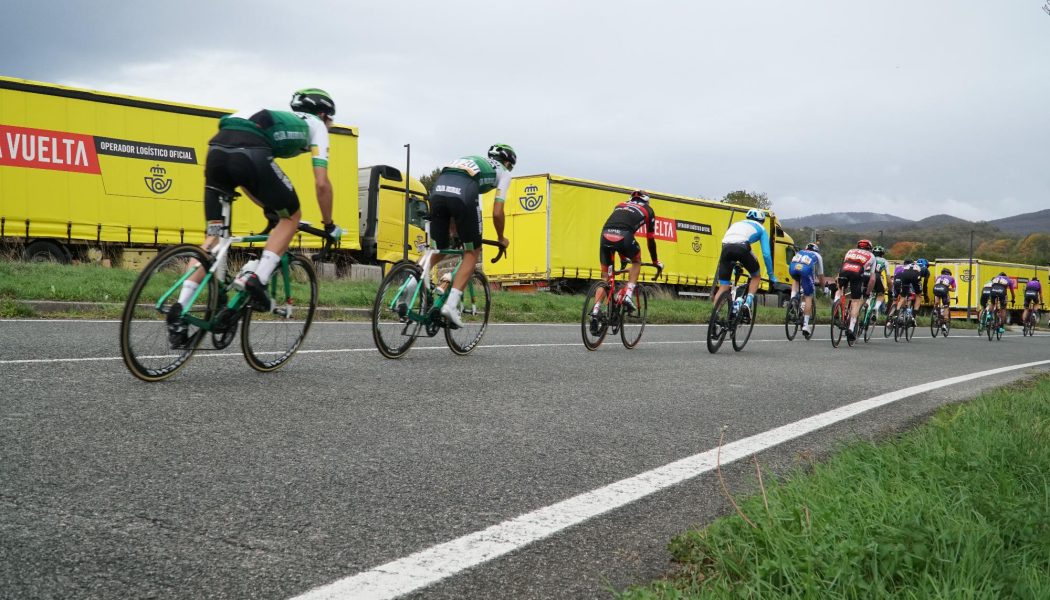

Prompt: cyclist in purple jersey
[
  {"left": 987, "top": 272, "right": 1015, "bottom": 335},
  {"left": 1022, "top": 275, "right": 1042, "bottom": 327},
  {"left": 932, "top": 268, "right": 956, "bottom": 334}
]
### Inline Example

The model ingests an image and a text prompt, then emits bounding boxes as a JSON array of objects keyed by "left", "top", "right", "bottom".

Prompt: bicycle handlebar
[
  {"left": 613, "top": 262, "right": 663, "bottom": 280},
  {"left": 481, "top": 239, "right": 507, "bottom": 264}
]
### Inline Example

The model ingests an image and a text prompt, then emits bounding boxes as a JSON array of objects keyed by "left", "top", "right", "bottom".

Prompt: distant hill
[
  {"left": 988, "top": 209, "right": 1050, "bottom": 236},
  {"left": 781, "top": 212, "right": 911, "bottom": 229}
]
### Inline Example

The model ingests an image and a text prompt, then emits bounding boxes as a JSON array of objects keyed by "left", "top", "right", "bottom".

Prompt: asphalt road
[{"left": 2, "top": 318, "right": 1048, "bottom": 599}]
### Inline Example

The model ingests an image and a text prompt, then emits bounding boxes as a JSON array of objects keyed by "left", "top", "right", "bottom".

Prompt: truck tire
[{"left": 23, "top": 240, "right": 71, "bottom": 264}]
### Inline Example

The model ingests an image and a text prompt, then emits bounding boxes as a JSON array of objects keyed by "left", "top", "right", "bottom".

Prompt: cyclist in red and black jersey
[
  {"left": 837, "top": 239, "right": 878, "bottom": 342},
  {"left": 590, "top": 191, "right": 664, "bottom": 321}
]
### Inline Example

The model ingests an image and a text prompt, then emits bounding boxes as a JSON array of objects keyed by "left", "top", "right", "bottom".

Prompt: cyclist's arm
[
  {"left": 492, "top": 168, "right": 511, "bottom": 247},
  {"left": 645, "top": 208, "right": 658, "bottom": 262},
  {"left": 313, "top": 166, "right": 334, "bottom": 224},
  {"left": 306, "top": 118, "right": 334, "bottom": 224},
  {"left": 757, "top": 227, "right": 775, "bottom": 281}
]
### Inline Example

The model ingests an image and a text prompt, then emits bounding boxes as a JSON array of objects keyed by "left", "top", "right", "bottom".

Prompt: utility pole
[
  {"left": 402, "top": 143, "right": 411, "bottom": 261},
  {"left": 967, "top": 230, "right": 974, "bottom": 322}
]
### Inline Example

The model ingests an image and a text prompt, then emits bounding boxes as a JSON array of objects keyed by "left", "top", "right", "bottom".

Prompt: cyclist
[
  {"left": 788, "top": 242, "right": 826, "bottom": 339},
  {"left": 1023, "top": 275, "right": 1043, "bottom": 328},
  {"left": 837, "top": 239, "right": 878, "bottom": 342},
  {"left": 590, "top": 191, "right": 664, "bottom": 329},
  {"left": 988, "top": 272, "right": 1015, "bottom": 335},
  {"left": 168, "top": 88, "right": 339, "bottom": 348},
  {"left": 866, "top": 245, "right": 890, "bottom": 318},
  {"left": 915, "top": 258, "right": 931, "bottom": 310},
  {"left": 894, "top": 259, "right": 922, "bottom": 320},
  {"left": 425, "top": 144, "right": 516, "bottom": 327},
  {"left": 932, "top": 267, "right": 957, "bottom": 334},
  {"left": 712, "top": 209, "right": 778, "bottom": 320}
]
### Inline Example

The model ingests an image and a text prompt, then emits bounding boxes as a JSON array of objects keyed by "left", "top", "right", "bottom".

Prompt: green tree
[
  {"left": 721, "top": 190, "right": 772, "bottom": 211},
  {"left": 419, "top": 167, "right": 442, "bottom": 193}
]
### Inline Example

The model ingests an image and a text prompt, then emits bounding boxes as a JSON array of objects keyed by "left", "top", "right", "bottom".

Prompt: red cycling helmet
[{"left": 857, "top": 239, "right": 873, "bottom": 250}]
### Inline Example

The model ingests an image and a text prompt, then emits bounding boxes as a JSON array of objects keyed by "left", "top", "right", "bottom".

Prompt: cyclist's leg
[{"left": 249, "top": 154, "right": 301, "bottom": 285}]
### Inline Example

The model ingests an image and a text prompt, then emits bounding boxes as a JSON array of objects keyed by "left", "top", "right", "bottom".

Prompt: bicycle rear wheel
[
  {"left": 706, "top": 291, "right": 732, "bottom": 354},
  {"left": 582, "top": 281, "right": 611, "bottom": 350},
  {"left": 830, "top": 300, "right": 844, "bottom": 348},
  {"left": 883, "top": 306, "right": 895, "bottom": 338},
  {"left": 784, "top": 297, "right": 799, "bottom": 341},
  {"left": 445, "top": 270, "right": 492, "bottom": 355},
  {"left": 987, "top": 315, "right": 994, "bottom": 340},
  {"left": 372, "top": 262, "right": 424, "bottom": 358},
  {"left": 241, "top": 253, "right": 317, "bottom": 372},
  {"left": 620, "top": 285, "right": 648, "bottom": 349},
  {"left": 863, "top": 309, "right": 876, "bottom": 343},
  {"left": 119, "top": 244, "right": 216, "bottom": 382},
  {"left": 930, "top": 312, "right": 939, "bottom": 338},
  {"left": 905, "top": 316, "right": 915, "bottom": 342},
  {"left": 732, "top": 298, "right": 756, "bottom": 352}
]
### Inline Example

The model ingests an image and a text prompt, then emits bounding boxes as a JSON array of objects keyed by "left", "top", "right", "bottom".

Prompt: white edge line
[{"left": 289, "top": 358, "right": 1050, "bottom": 600}]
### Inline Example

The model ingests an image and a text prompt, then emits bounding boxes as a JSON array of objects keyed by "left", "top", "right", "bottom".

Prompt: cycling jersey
[
  {"left": 790, "top": 250, "right": 823, "bottom": 296},
  {"left": 1024, "top": 279, "right": 1043, "bottom": 307},
  {"left": 1026, "top": 279, "right": 1043, "bottom": 293},
  {"left": 219, "top": 109, "right": 330, "bottom": 167},
  {"left": 717, "top": 220, "right": 775, "bottom": 285},
  {"left": 840, "top": 249, "right": 875, "bottom": 274},
  {"left": 598, "top": 199, "right": 656, "bottom": 267},
  {"left": 441, "top": 155, "right": 512, "bottom": 201},
  {"left": 863, "top": 256, "right": 888, "bottom": 295},
  {"left": 897, "top": 263, "right": 921, "bottom": 296},
  {"left": 933, "top": 274, "right": 956, "bottom": 300},
  {"left": 988, "top": 276, "right": 1013, "bottom": 307}
]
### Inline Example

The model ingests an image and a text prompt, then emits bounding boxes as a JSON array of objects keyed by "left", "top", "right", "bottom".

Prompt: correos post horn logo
[
  {"left": 145, "top": 164, "right": 173, "bottom": 194},
  {"left": 519, "top": 184, "right": 543, "bottom": 212}
]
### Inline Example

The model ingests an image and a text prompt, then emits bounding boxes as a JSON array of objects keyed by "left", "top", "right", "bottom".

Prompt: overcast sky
[{"left": 3, "top": 0, "right": 1048, "bottom": 220}]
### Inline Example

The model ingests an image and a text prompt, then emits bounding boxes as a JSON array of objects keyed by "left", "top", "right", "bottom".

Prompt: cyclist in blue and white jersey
[
  {"left": 914, "top": 258, "right": 931, "bottom": 311},
  {"left": 712, "top": 209, "right": 778, "bottom": 318},
  {"left": 168, "top": 88, "right": 339, "bottom": 348},
  {"left": 425, "top": 144, "right": 515, "bottom": 327},
  {"left": 789, "top": 242, "right": 826, "bottom": 338}
]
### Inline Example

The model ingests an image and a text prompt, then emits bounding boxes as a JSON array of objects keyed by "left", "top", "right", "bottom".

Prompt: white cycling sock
[
  {"left": 592, "top": 302, "right": 601, "bottom": 315},
  {"left": 255, "top": 250, "right": 281, "bottom": 284},
  {"left": 446, "top": 287, "right": 463, "bottom": 310},
  {"left": 849, "top": 318, "right": 857, "bottom": 330},
  {"left": 177, "top": 281, "right": 199, "bottom": 307},
  {"left": 803, "top": 314, "right": 810, "bottom": 327}
]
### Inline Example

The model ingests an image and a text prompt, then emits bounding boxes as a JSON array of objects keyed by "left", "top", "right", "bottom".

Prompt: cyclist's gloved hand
[
  {"left": 324, "top": 222, "right": 342, "bottom": 241},
  {"left": 655, "top": 260, "right": 664, "bottom": 275}
]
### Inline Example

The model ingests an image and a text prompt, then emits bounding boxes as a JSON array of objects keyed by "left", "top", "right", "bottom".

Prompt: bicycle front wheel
[
  {"left": 830, "top": 301, "right": 844, "bottom": 348},
  {"left": 784, "top": 297, "right": 799, "bottom": 341},
  {"left": 372, "top": 262, "right": 424, "bottom": 359},
  {"left": 445, "top": 270, "right": 492, "bottom": 355},
  {"left": 241, "top": 253, "right": 317, "bottom": 372},
  {"left": 905, "top": 317, "right": 915, "bottom": 342},
  {"left": 863, "top": 310, "right": 876, "bottom": 343},
  {"left": 930, "top": 313, "right": 939, "bottom": 338},
  {"left": 620, "top": 286, "right": 648, "bottom": 349},
  {"left": 706, "top": 292, "right": 732, "bottom": 354},
  {"left": 120, "top": 244, "right": 216, "bottom": 382},
  {"left": 582, "top": 281, "right": 611, "bottom": 350},
  {"left": 732, "top": 299, "right": 756, "bottom": 352}
]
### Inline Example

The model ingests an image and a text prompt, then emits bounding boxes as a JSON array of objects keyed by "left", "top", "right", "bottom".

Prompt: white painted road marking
[{"left": 289, "top": 359, "right": 1050, "bottom": 600}]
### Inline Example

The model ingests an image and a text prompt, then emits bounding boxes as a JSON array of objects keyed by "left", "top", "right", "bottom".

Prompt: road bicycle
[
  {"left": 829, "top": 286, "right": 857, "bottom": 348},
  {"left": 371, "top": 237, "right": 505, "bottom": 358},
  {"left": 119, "top": 187, "right": 337, "bottom": 382},
  {"left": 707, "top": 264, "right": 758, "bottom": 353},
  {"left": 982, "top": 300, "right": 1005, "bottom": 341},
  {"left": 930, "top": 296, "right": 956, "bottom": 338},
  {"left": 581, "top": 261, "right": 662, "bottom": 350},
  {"left": 893, "top": 296, "right": 917, "bottom": 343},
  {"left": 856, "top": 294, "right": 879, "bottom": 343},
  {"left": 1022, "top": 303, "right": 1042, "bottom": 337}
]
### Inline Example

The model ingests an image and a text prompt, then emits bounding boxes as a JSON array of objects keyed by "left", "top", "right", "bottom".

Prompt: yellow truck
[
  {"left": 0, "top": 76, "right": 427, "bottom": 269},
  {"left": 930, "top": 259, "right": 1048, "bottom": 322},
  {"left": 481, "top": 174, "right": 796, "bottom": 299}
]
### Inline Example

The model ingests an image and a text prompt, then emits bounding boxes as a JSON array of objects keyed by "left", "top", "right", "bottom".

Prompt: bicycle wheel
[
  {"left": 863, "top": 308, "right": 876, "bottom": 343},
  {"left": 706, "top": 291, "right": 732, "bottom": 354},
  {"left": 120, "top": 244, "right": 216, "bottom": 382},
  {"left": 930, "top": 313, "right": 939, "bottom": 338},
  {"left": 995, "top": 316, "right": 1003, "bottom": 341},
  {"left": 987, "top": 315, "right": 994, "bottom": 341},
  {"left": 784, "top": 297, "right": 799, "bottom": 341},
  {"left": 372, "top": 262, "right": 424, "bottom": 358},
  {"left": 732, "top": 298, "right": 756, "bottom": 352},
  {"left": 894, "top": 316, "right": 903, "bottom": 342},
  {"left": 581, "top": 281, "right": 611, "bottom": 350},
  {"left": 905, "top": 316, "right": 915, "bottom": 342},
  {"left": 943, "top": 313, "right": 951, "bottom": 337},
  {"left": 830, "top": 301, "right": 844, "bottom": 348},
  {"left": 445, "top": 270, "right": 492, "bottom": 355},
  {"left": 883, "top": 307, "right": 895, "bottom": 338},
  {"left": 240, "top": 254, "right": 317, "bottom": 372},
  {"left": 620, "top": 285, "right": 648, "bottom": 349}
]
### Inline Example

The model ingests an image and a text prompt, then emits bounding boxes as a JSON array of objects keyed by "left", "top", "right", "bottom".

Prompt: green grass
[
  {"left": 0, "top": 261, "right": 989, "bottom": 329},
  {"left": 620, "top": 376, "right": 1050, "bottom": 600}
]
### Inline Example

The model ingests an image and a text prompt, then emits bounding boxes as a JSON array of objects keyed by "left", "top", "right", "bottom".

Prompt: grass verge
[{"left": 620, "top": 375, "right": 1050, "bottom": 599}]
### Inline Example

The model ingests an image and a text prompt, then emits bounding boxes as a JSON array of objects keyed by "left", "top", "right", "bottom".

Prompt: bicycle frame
[{"left": 391, "top": 238, "right": 506, "bottom": 326}]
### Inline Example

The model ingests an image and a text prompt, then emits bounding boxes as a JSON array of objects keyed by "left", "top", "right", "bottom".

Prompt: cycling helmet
[
  {"left": 630, "top": 190, "right": 650, "bottom": 203},
  {"left": 805, "top": 242, "right": 819, "bottom": 251},
  {"left": 746, "top": 209, "right": 766, "bottom": 222},
  {"left": 916, "top": 258, "right": 929, "bottom": 269},
  {"left": 857, "top": 239, "right": 873, "bottom": 250},
  {"left": 290, "top": 88, "right": 336, "bottom": 117},
  {"left": 904, "top": 258, "right": 914, "bottom": 265},
  {"left": 941, "top": 268, "right": 951, "bottom": 275},
  {"left": 999, "top": 271, "right": 1007, "bottom": 276},
  {"left": 488, "top": 143, "right": 517, "bottom": 170},
  {"left": 872, "top": 245, "right": 885, "bottom": 257}
]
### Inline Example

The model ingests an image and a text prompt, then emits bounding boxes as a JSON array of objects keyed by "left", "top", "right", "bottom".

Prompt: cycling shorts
[
  {"left": 429, "top": 172, "right": 482, "bottom": 250},
  {"left": 933, "top": 283, "right": 951, "bottom": 303},
  {"left": 598, "top": 229, "right": 641, "bottom": 267},
  {"left": 716, "top": 243, "right": 760, "bottom": 285},
  {"left": 790, "top": 266, "right": 816, "bottom": 296},
  {"left": 872, "top": 277, "right": 885, "bottom": 296},
  {"left": 1024, "top": 291, "right": 1040, "bottom": 308},
  {"left": 898, "top": 271, "right": 920, "bottom": 297},
  {"left": 989, "top": 285, "right": 1008, "bottom": 307},
  {"left": 980, "top": 290, "right": 990, "bottom": 308},
  {"left": 838, "top": 269, "right": 865, "bottom": 300},
  {"left": 204, "top": 132, "right": 300, "bottom": 222}
]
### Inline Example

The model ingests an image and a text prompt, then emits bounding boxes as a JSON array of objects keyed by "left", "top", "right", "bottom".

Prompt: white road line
[{"left": 289, "top": 358, "right": 1050, "bottom": 600}]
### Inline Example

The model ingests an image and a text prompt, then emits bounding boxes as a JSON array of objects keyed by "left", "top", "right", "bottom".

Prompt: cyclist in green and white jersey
[
  {"left": 424, "top": 144, "right": 516, "bottom": 327},
  {"left": 168, "top": 88, "right": 339, "bottom": 347},
  {"left": 867, "top": 245, "right": 890, "bottom": 317}
]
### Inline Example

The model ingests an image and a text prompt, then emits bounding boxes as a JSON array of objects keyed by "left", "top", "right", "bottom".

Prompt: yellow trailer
[
  {"left": 931, "top": 259, "right": 1048, "bottom": 322},
  {"left": 0, "top": 76, "right": 425, "bottom": 268},
  {"left": 481, "top": 174, "right": 795, "bottom": 297}
]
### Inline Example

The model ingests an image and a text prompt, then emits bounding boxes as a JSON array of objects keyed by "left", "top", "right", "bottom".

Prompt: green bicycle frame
[{"left": 391, "top": 248, "right": 479, "bottom": 324}]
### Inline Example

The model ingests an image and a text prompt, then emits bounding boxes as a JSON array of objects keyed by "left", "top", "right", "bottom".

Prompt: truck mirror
[{"left": 378, "top": 165, "right": 403, "bottom": 182}]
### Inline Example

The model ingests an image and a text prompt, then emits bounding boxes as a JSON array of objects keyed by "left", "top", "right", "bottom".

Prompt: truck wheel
[{"left": 23, "top": 240, "right": 71, "bottom": 264}]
